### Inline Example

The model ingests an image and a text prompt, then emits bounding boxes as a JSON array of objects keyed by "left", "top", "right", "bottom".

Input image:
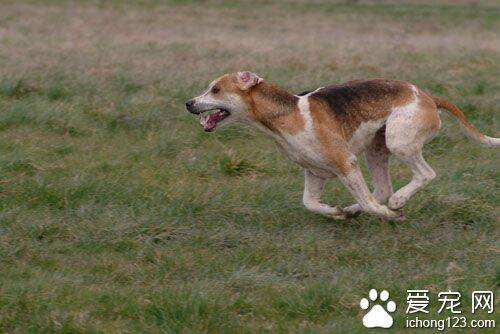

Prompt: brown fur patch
[
  {"left": 417, "top": 91, "right": 441, "bottom": 135},
  {"left": 216, "top": 74, "right": 244, "bottom": 95},
  {"left": 248, "top": 82, "right": 304, "bottom": 135},
  {"left": 308, "top": 99, "right": 352, "bottom": 175},
  {"left": 310, "top": 79, "right": 415, "bottom": 140}
]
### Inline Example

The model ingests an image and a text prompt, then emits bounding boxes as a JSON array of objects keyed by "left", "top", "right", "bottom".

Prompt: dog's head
[{"left": 185, "top": 71, "right": 263, "bottom": 132}]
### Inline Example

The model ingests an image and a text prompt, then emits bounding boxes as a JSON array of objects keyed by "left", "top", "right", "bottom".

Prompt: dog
[{"left": 186, "top": 71, "right": 499, "bottom": 220}]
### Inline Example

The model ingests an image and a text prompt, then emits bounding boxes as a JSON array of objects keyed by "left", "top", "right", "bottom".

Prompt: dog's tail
[{"left": 433, "top": 97, "right": 499, "bottom": 147}]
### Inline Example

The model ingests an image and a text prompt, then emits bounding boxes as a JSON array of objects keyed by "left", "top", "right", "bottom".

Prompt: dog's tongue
[{"left": 199, "top": 112, "right": 224, "bottom": 132}]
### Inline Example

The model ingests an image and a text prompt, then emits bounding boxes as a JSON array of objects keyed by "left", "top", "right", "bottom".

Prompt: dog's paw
[
  {"left": 387, "top": 209, "right": 405, "bottom": 221},
  {"left": 327, "top": 207, "right": 347, "bottom": 220},
  {"left": 388, "top": 194, "right": 408, "bottom": 210},
  {"left": 376, "top": 205, "right": 405, "bottom": 221},
  {"left": 342, "top": 204, "right": 362, "bottom": 218},
  {"left": 331, "top": 213, "right": 347, "bottom": 220}
]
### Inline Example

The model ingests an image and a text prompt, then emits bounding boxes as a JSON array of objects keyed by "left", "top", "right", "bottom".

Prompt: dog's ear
[{"left": 235, "top": 71, "right": 263, "bottom": 91}]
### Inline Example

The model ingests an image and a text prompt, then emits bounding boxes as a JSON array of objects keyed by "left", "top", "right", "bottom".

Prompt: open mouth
[{"left": 199, "top": 109, "right": 230, "bottom": 132}]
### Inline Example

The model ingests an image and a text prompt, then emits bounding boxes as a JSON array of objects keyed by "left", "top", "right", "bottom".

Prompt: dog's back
[{"left": 308, "top": 79, "right": 416, "bottom": 136}]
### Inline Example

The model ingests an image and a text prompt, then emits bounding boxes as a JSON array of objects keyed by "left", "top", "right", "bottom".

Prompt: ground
[{"left": 0, "top": 1, "right": 498, "bottom": 333}]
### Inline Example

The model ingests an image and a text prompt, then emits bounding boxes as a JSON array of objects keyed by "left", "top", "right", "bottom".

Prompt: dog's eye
[{"left": 211, "top": 86, "right": 220, "bottom": 94}]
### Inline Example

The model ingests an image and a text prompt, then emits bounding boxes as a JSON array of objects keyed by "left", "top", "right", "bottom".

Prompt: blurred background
[{"left": 0, "top": 1, "right": 498, "bottom": 332}]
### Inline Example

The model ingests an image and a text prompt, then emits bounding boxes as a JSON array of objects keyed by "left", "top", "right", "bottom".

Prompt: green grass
[{"left": 0, "top": 1, "right": 499, "bottom": 333}]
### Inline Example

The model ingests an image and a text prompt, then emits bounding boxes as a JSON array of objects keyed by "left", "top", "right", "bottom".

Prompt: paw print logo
[{"left": 360, "top": 289, "right": 396, "bottom": 328}]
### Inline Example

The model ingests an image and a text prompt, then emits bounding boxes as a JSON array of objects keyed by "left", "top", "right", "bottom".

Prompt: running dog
[{"left": 186, "top": 71, "right": 499, "bottom": 220}]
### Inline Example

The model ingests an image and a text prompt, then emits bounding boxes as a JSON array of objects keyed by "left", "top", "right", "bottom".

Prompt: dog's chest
[
  {"left": 272, "top": 95, "right": 330, "bottom": 171},
  {"left": 279, "top": 130, "right": 324, "bottom": 166}
]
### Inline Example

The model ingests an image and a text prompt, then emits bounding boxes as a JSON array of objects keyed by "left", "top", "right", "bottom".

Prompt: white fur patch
[
  {"left": 297, "top": 94, "right": 313, "bottom": 132},
  {"left": 385, "top": 97, "right": 420, "bottom": 150},
  {"left": 279, "top": 95, "right": 325, "bottom": 168},
  {"left": 348, "top": 119, "right": 386, "bottom": 154},
  {"left": 484, "top": 135, "right": 500, "bottom": 147},
  {"left": 411, "top": 84, "right": 419, "bottom": 96},
  {"left": 294, "top": 87, "right": 324, "bottom": 98}
]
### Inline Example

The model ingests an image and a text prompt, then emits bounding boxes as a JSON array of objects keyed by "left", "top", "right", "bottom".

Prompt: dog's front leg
[
  {"left": 343, "top": 142, "right": 393, "bottom": 217},
  {"left": 338, "top": 161, "right": 404, "bottom": 221},
  {"left": 302, "top": 170, "right": 346, "bottom": 220}
]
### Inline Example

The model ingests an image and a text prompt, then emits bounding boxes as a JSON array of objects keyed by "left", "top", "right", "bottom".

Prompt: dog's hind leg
[
  {"left": 387, "top": 151, "right": 436, "bottom": 210},
  {"left": 385, "top": 93, "right": 440, "bottom": 210},
  {"left": 303, "top": 170, "right": 346, "bottom": 219},
  {"left": 343, "top": 128, "right": 393, "bottom": 217}
]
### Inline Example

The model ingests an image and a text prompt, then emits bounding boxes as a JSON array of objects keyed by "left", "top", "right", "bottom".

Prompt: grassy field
[{"left": 0, "top": 1, "right": 499, "bottom": 333}]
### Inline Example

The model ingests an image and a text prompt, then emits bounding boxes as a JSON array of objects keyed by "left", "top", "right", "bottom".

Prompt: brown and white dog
[{"left": 186, "top": 71, "right": 499, "bottom": 220}]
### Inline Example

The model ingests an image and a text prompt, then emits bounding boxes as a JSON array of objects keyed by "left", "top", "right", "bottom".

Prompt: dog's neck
[{"left": 248, "top": 82, "right": 299, "bottom": 133}]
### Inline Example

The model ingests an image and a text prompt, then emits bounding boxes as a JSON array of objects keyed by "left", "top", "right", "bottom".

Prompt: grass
[{"left": 0, "top": 0, "right": 499, "bottom": 333}]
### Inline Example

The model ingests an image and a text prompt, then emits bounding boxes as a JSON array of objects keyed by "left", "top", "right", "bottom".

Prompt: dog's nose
[{"left": 185, "top": 99, "right": 195, "bottom": 112}]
